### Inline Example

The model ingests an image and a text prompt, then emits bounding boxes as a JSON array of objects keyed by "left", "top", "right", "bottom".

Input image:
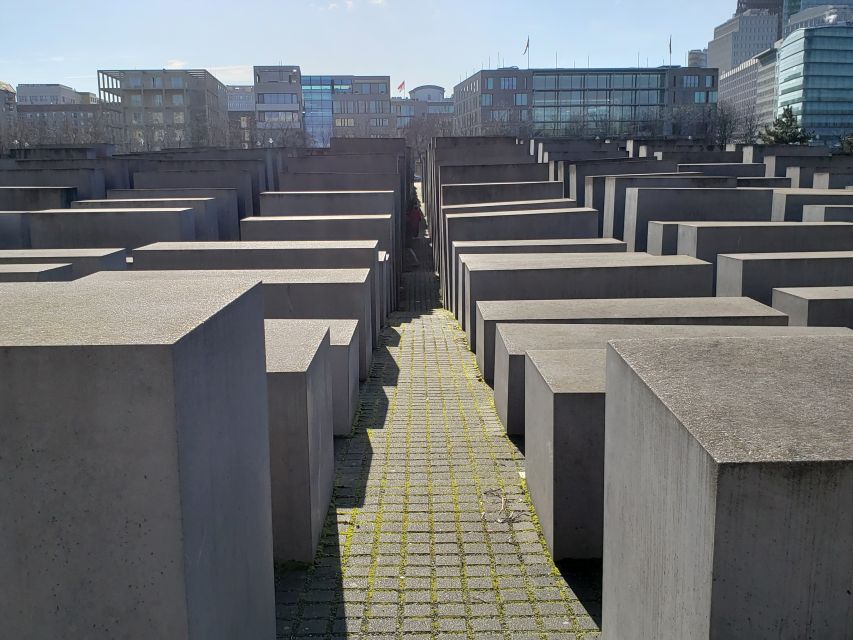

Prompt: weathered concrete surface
[
  {"left": 0, "top": 211, "right": 30, "bottom": 249},
  {"left": 0, "top": 280, "right": 275, "bottom": 639},
  {"left": 0, "top": 186, "right": 77, "bottom": 210},
  {"left": 625, "top": 187, "right": 775, "bottom": 252},
  {"left": 803, "top": 204, "right": 853, "bottom": 223},
  {"left": 0, "top": 262, "right": 74, "bottom": 281},
  {"left": 490, "top": 299, "right": 791, "bottom": 432},
  {"left": 73, "top": 198, "right": 219, "bottom": 241},
  {"left": 28, "top": 208, "right": 196, "bottom": 249},
  {"left": 452, "top": 238, "right": 626, "bottom": 322},
  {"left": 441, "top": 198, "right": 573, "bottom": 215},
  {"left": 603, "top": 336, "right": 853, "bottom": 640},
  {"left": 717, "top": 251, "right": 853, "bottom": 304},
  {"left": 677, "top": 163, "right": 765, "bottom": 177},
  {"left": 736, "top": 177, "right": 791, "bottom": 188},
  {"left": 441, "top": 181, "right": 564, "bottom": 207},
  {"left": 0, "top": 248, "right": 127, "bottom": 278},
  {"left": 132, "top": 169, "right": 255, "bottom": 218},
  {"left": 82, "top": 268, "right": 375, "bottom": 380},
  {"left": 464, "top": 253, "right": 714, "bottom": 349},
  {"left": 773, "top": 286, "right": 853, "bottom": 328},
  {"left": 264, "top": 321, "right": 334, "bottom": 564},
  {"left": 771, "top": 188, "right": 853, "bottom": 222},
  {"left": 260, "top": 190, "right": 395, "bottom": 216},
  {"left": 108, "top": 188, "right": 240, "bottom": 240}
]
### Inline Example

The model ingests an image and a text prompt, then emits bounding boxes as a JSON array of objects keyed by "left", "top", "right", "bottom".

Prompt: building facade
[
  {"left": 708, "top": 10, "right": 781, "bottom": 73},
  {"left": 392, "top": 85, "right": 454, "bottom": 132},
  {"left": 786, "top": 4, "right": 853, "bottom": 34},
  {"left": 98, "top": 69, "right": 228, "bottom": 150},
  {"left": 784, "top": 0, "right": 853, "bottom": 23},
  {"left": 16, "top": 84, "right": 81, "bottom": 106},
  {"left": 254, "top": 66, "right": 303, "bottom": 146},
  {"left": 0, "top": 82, "right": 17, "bottom": 150},
  {"left": 688, "top": 49, "right": 709, "bottom": 67},
  {"left": 738, "top": 0, "right": 784, "bottom": 36},
  {"left": 777, "top": 24, "right": 853, "bottom": 143},
  {"left": 226, "top": 85, "right": 257, "bottom": 150},
  {"left": 454, "top": 67, "right": 719, "bottom": 139},
  {"left": 755, "top": 47, "right": 780, "bottom": 127}
]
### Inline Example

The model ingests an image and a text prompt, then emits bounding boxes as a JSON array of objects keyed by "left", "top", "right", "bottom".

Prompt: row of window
[
  {"left": 532, "top": 90, "right": 665, "bottom": 106},
  {"left": 130, "top": 110, "right": 185, "bottom": 125},
  {"left": 533, "top": 74, "right": 662, "bottom": 90},
  {"left": 257, "top": 92, "right": 299, "bottom": 105},
  {"left": 682, "top": 75, "right": 716, "bottom": 88},
  {"left": 334, "top": 117, "right": 390, "bottom": 128},
  {"left": 333, "top": 100, "right": 388, "bottom": 114},
  {"left": 258, "top": 111, "right": 299, "bottom": 123},
  {"left": 484, "top": 77, "right": 520, "bottom": 90},
  {"left": 127, "top": 76, "right": 184, "bottom": 90},
  {"left": 481, "top": 94, "right": 528, "bottom": 106},
  {"left": 129, "top": 94, "right": 184, "bottom": 107}
]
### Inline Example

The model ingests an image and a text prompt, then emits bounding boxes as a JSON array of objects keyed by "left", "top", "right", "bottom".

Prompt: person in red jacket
[{"left": 407, "top": 204, "right": 422, "bottom": 239}]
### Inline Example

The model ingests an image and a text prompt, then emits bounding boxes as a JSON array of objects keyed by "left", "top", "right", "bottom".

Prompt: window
[
  {"left": 514, "top": 93, "right": 528, "bottom": 106},
  {"left": 500, "top": 77, "right": 517, "bottom": 90},
  {"left": 240, "top": 116, "right": 248, "bottom": 128},
  {"left": 694, "top": 91, "right": 708, "bottom": 103},
  {"left": 335, "top": 117, "right": 355, "bottom": 127},
  {"left": 709, "top": 91, "right": 718, "bottom": 103},
  {"left": 172, "top": 94, "right": 184, "bottom": 106},
  {"left": 128, "top": 76, "right": 142, "bottom": 89},
  {"left": 257, "top": 93, "right": 297, "bottom": 104},
  {"left": 490, "top": 109, "right": 510, "bottom": 122},
  {"left": 151, "top": 111, "right": 163, "bottom": 124},
  {"left": 683, "top": 75, "right": 700, "bottom": 88},
  {"left": 174, "top": 111, "right": 185, "bottom": 124},
  {"left": 370, "top": 118, "right": 389, "bottom": 127},
  {"left": 397, "top": 116, "right": 413, "bottom": 128},
  {"left": 486, "top": 78, "right": 494, "bottom": 90},
  {"left": 705, "top": 75, "right": 714, "bottom": 88},
  {"left": 170, "top": 77, "right": 183, "bottom": 89},
  {"left": 153, "top": 76, "right": 163, "bottom": 89},
  {"left": 131, "top": 111, "right": 143, "bottom": 125},
  {"left": 130, "top": 94, "right": 142, "bottom": 107},
  {"left": 481, "top": 94, "right": 493, "bottom": 106},
  {"left": 153, "top": 94, "right": 163, "bottom": 106}
]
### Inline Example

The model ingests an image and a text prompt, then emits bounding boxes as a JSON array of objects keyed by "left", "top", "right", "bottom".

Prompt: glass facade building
[
  {"left": 301, "top": 76, "right": 333, "bottom": 147},
  {"left": 777, "top": 25, "right": 853, "bottom": 142}
]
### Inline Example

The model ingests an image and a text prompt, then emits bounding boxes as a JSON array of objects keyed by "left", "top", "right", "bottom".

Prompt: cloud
[
  {"left": 368, "top": 0, "right": 386, "bottom": 4},
  {"left": 165, "top": 59, "right": 187, "bottom": 69},
  {"left": 208, "top": 64, "right": 254, "bottom": 84},
  {"left": 345, "top": 0, "right": 354, "bottom": 8}
]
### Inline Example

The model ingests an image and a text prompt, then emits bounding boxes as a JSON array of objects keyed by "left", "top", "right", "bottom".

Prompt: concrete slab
[
  {"left": 82, "top": 268, "right": 375, "bottom": 380},
  {"left": 803, "top": 204, "right": 853, "bottom": 223},
  {"left": 716, "top": 251, "right": 853, "bottom": 304},
  {"left": 264, "top": 321, "right": 334, "bottom": 564},
  {"left": 441, "top": 181, "right": 564, "bottom": 207},
  {"left": 27, "top": 208, "right": 196, "bottom": 249},
  {"left": 771, "top": 188, "right": 853, "bottom": 221},
  {"left": 0, "top": 263, "right": 74, "bottom": 282},
  {"left": 624, "top": 187, "right": 775, "bottom": 252},
  {"left": 441, "top": 198, "right": 574, "bottom": 214},
  {"left": 260, "top": 190, "right": 395, "bottom": 216},
  {"left": 0, "top": 248, "right": 127, "bottom": 278},
  {"left": 603, "top": 336, "right": 853, "bottom": 639},
  {"left": 0, "top": 186, "right": 77, "bottom": 210},
  {"left": 772, "top": 286, "right": 853, "bottom": 328},
  {"left": 463, "top": 253, "right": 714, "bottom": 350},
  {"left": 0, "top": 211, "right": 30, "bottom": 249},
  {"left": 677, "top": 163, "right": 765, "bottom": 177},
  {"left": 490, "top": 298, "right": 791, "bottom": 431},
  {"left": 73, "top": 198, "right": 219, "bottom": 241},
  {"left": 452, "top": 238, "right": 627, "bottom": 322},
  {"left": 0, "top": 280, "right": 274, "bottom": 638}
]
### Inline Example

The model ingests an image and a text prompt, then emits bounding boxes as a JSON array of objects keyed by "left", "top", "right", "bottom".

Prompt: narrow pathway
[{"left": 276, "top": 238, "right": 601, "bottom": 639}]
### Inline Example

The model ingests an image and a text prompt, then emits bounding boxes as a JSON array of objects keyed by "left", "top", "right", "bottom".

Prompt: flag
[
  {"left": 523, "top": 37, "right": 530, "bottom": 56},
  {"left": 397, "top": 80, "right": 406, "bottom": 93},
  {"left": 669, "top": 36, "right": 672, "bottom": 56}
]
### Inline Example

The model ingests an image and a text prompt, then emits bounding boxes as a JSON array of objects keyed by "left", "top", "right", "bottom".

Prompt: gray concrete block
[
  {"left": 260, "top": 190, "right": 395, "bottom": 216},
  {"left": 74, "top": 198, "right": 219, "bottom": 241},
  {"left": 28, "top": 208, "right": 196, "bottom": 249},
  {"left": 464, "top": 253, "right": 714, "bottom": 350},
  {"left": 0, "top": 263, "right": 74, "bottom": 281},
  {"left": 441, "top": 181, "right": 564, "bottom": 207},
  {"left": 678, "top": 163, "right": 766, "bottom": 177},
  {"left": 771, "top": 188, "right": 853, "bottom": 222},
  {"left": 82, "top": 268, "right": 374, "bottom": 380},
  {"left": 0, "top": 186, "right": 77, "bottom": 210},
  {"left": 736, "top": 177, "right": 791, "bottom": 188},
  {"left": 603, "top": 336, "right": 853, "bottom": 640},
  {"left": 0, "top": 280, "right": 274, "bottom": 639},
  {"left": 490, "top": 300, "right": 793, "bottom": 434},
  {"left": 0, "top": 211, "right": 30, "bottom": 249},
  {"left": 624, "top": 187, "right": 775, "bottom": 252},
  {"left": 0, "top": 248, "right": 127, "bottom": 278},
  {"left": 716, "top": 251, "right": 853, "bottom": 304},
  {"left": 676, "top": 221, "right": 853, "bottom": 287},
  {"left": 264, "top": 321, "right": 334, "bottom": 564},
  {"left": 452, "top": 238, "right": 626, "bottom": 322},
  {"left": 133, "top": 170, "right": 254, "bottom": 218},
  {"left": 803, "top": 204, "right": 853, "bottom": 223},
  {"left": 441, "top": 198, "right": 573, "bottom": 215},
  {"left": 772, "top": 286, "right": 853, "bottom": 328},
  {"left": 107, "top": 188, "right": 240, "bottom": 240}
]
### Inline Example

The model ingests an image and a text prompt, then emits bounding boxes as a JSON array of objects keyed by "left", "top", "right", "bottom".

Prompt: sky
[{"left": 0, "top": 0, "right": 734, "bottom": 97}]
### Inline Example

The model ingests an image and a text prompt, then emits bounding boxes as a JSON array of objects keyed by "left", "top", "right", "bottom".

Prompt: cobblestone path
[{"left": 275, "top": 238, "right": 602, "bottom": 639}]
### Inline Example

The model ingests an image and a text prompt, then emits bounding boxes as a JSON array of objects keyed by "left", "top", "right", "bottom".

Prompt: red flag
[
  {"left": 397, "top": 80, "right": 406, "bottom": 93},
  {"left": 523, "top": 37, "right": 530, "bottom": 56}
]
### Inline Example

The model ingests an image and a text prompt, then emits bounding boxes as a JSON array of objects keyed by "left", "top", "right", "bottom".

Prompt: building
[
  {"left": 97, "top": 69, "right": 228, "bottom": 150},
  {"left": 0, "top": 81, "right": 17, "bottom": 151},
  {"left": 392, "top": 85, "right": 454, "bottom": 131},
  {"left": 708, "top": 10, "right": 781, "bottom": 73},
  {"left": 226, "top": 85, "right": 257, "bottom": 150},
  {"left": 226, "top": 85, "right": 255, "bottom": 112},
  {"left": 784, "top": 0, "right": 853, "bottom": 22},
  {"left": 16, "top": 84, "right": 81, "bottom": 106},
  {"left": 719, "top": 57, "right": 762, "bottom": 119},
  {"left": 688, "top": 49, "right": 709, "bottom": 67},
  {"left": 253, "top": 66, "right": 303, "bottom": 146},
  {"left": 777, "top": 24, "right": 853, "bottom": 143},
  {"left": 738, "top": 0, "right": 784, "bottom": 36},
  {"left": 454, "top": 66, "right": 719, "bottom": 139},
  {"left": 785, "top": 4, "right": 853, "bottom": 34},
  {"left": 755, "top": 47, "right": 780, "bottom": 127}
]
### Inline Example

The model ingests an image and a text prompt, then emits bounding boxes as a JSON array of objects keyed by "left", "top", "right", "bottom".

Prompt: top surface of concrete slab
[
  {"left": 721, "top": 250, "right": 853, "bottom": 261},
  {"left": 527, "top": 349, "right": 606, "bottom": 393},
  {"left": 480, "top": 297, "right": 786, "bottom": 321},
  {"left": 262, "top": 318, "right": 358, "bottom": 344},
  {"left": 443, "top": 199, "right": 570, "bottom": 210},
  {"left": 262, "top": 190, "right": 393, "bottom": 195},
  {"left": 84, "top": 268, "right": 371, "bottom": 285},
  {"left": 0, "top": 248, "right": 125, "bottom": 258},
  {"left": 678, "top": 221, "right": 853, "bottom": 229},
  {"left": 445, "top": 207, "right": 593, "bottom": 220},
  {"left": 0, "top": 280, "right": 257, "bottom": 346},
  {"left": 78, "top": 198, "right": 213, "bottom": 204},
  {"left": 773, "top": 286, "right": 853, "bottom": 300},
  {"left": 32, "top": 208, "right": 192, "bottom": 214},
  {"left": 264, "top": 320, "right": 328, "bottom": 372},
  {"left": 453, "top": 239, "right": 621, "bottom": 249},
  {"left": 609, "top": 336, "right": 853, "bottom": 463},
  {"left": 464, "top": 253, "right": 706, "bottom": 271},
  {"left": 0, "top": 263, "right": 71, "bottom": 273},
  {"left": 135, "top": 241, "right": 379, "bottom": 251},
  {"left": 247, "top": 215, "right": 392, "bottom": 222},
  {"left": 442, "top": 181, "right": 556, "bottom": 187}
]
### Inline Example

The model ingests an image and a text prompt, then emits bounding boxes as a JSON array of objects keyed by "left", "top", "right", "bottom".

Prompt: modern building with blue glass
[{"left": 777, "top": 24, "right": 853, "bottom": 143}]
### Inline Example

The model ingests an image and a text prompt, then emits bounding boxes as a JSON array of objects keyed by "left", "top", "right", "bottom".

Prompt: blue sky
[{"left": 1, "top": 0, "right": 734, "bottom": 96}]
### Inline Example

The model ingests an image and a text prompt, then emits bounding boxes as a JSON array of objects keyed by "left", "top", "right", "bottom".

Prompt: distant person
[{"left": 407, "top": 204, "right": 422, "bottom": 240}]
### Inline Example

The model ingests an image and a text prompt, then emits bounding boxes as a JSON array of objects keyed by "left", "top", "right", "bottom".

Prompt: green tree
[
  {"left": 759, "top": 106, "right": 812, "bottom": 145},
  {"left": 840, "top": 133, "right": 853, "bottom": 153}
]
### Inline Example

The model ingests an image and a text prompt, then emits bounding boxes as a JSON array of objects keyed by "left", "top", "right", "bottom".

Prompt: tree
[
  {"left": 760, "top": 106, "right": 812, "bottom": 145},
  {"left": 740, "top": 106, "right": 761, "bottom": 145},
  {"left": 713, "top": 100, "right": 740, "bottom": 148},
  {"left": 840, "top": 133, "right": 853, "bottom": 153}
]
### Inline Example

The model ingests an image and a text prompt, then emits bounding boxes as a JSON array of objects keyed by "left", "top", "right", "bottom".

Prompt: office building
[
  {"left": 392, "top": 85, "right": 454, "bottom": 131},
  {"left": 16, "top": 84, "right": 82, "bottom": 106},
  {"left": 226, "top": 85, "right": 257, "bottom": 150},
  {"left": 785, "top": 4, "right": 853, "bottom": 34},
  {"left": 784, "top": 0, "right": 853, "bottom": 22},
  {"left": 755, "top": 47, "right": 780, "bottom": 127},
  {"left": 0, "top": 81, "right": 16, "bottom": 149},
  {"left": 253, "top": 66, "right": 303, "bottom": 146},
  {"left": 454, "top": 66, "right": 719, "bottom": 139},
  {"left": 777, "top": 24, "right": 853, "bottom": 143},
  {"left": 97, "top": 69, "right": 228, "bottom": 150},
  {"left": 708, "top": 10, "right": 780, "bottom": 73},
  {"left": 688, "top": 49, "right": 709, "bottom": 67},
  {"left": 226, "top": 85, "right": 255, "bottom": 112},
  {"left": 738, "top": 0, "right": 784, "bottom": 36}
]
